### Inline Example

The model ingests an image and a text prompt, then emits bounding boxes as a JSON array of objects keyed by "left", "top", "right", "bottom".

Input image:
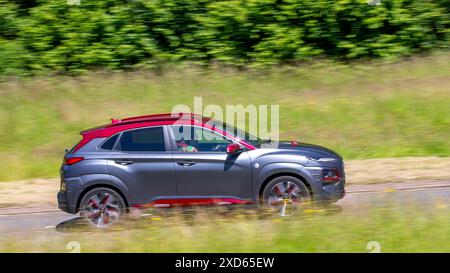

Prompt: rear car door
[
  {"left": 107, "top": 126, "right": 176, "bottom": 206},
  {"left": 169, "top": 125, "right": 253, "bottom": 203}
]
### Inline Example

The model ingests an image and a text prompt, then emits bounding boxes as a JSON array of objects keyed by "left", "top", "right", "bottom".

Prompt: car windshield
[{"left": 208, "top": 120, "right": 264, "bottom": 148}]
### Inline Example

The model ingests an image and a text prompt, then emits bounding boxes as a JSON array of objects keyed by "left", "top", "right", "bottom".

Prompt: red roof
[
  {"left": 73, "top": 113, "right": 255, "bottom": 152},
  {"left": 81, "top": 113, "right": 207, "bottom": 134},
  {"left": 108, "top": 112, "right": 209, "bottom": 127}
]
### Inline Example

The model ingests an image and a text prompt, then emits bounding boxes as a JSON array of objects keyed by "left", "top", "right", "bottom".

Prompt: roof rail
[
  {"left": 81, "top": 113, "right": 209, "bottom": 134},
  {"left": 106, "top": 113, "right": 206, "bottom": 127}
]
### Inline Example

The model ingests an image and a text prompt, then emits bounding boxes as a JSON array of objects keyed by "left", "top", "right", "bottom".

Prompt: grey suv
[{"left": 58, "top": 113, "right": 345, "bottom": 227}]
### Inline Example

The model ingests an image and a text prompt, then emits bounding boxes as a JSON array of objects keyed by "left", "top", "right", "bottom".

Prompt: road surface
[{"left": 0, "top": 180, "right": 449, "bottom": 236}]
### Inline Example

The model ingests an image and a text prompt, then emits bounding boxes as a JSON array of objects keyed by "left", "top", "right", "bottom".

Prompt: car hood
[{"left": 275, "top": 141, "right": 342, "bottom": 160}]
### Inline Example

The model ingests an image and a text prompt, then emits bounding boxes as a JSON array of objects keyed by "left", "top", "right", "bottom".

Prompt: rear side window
[
  {"left": 100, "top": 134, "right": 119, "bottom": 150},
  {"left": 119, "top": 127, "right": 166, "bottom": 152}
]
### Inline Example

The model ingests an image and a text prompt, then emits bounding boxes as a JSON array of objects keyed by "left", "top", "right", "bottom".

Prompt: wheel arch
[
  {"left": 258, "top": 172, "right": 313, "bottom": 201},
  {"left": 254, "top": 162, "right": 318, "bottom": 202},
  {"left": 76, "top": 184, "right": 130, "bottom": 212}
]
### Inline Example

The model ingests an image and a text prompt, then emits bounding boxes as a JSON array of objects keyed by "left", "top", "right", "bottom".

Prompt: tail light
[
  {"left": 65, "top": 157, "right": 84, "bottom": 165},
  {"left": 322, "top": 169, "right": 341, "bottom": 183}
]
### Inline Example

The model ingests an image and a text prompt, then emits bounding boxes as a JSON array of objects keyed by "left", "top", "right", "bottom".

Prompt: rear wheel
[
  {"left": 262, "top": 176, "right": 311, "bottom": 216},
  {"left": 80, "top": 187, "right": 126, "bottom": 228}
]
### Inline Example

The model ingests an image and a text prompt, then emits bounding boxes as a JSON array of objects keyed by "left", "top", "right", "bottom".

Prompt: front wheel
[
  {"left": 262, "top": 176, "right": 311, "bottom": 216},
  {"left": 79, "top": 187, "right": 126, "bottom": 228}
]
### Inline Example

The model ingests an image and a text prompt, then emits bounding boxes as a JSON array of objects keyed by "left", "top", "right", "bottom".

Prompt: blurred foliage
[{"left": 0, "top": 0, "right": 448, "bottom": 75}]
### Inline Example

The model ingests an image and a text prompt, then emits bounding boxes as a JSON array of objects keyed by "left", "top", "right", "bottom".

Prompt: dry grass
[
  {"left": 0, "top": 178, "right": 58, "bottom": 208},
  {"left": 345, "top": 157, "right": 450, "bottom": 184}
]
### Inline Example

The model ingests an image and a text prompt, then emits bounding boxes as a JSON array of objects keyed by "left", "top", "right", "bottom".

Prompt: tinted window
[
  {"left": 119, "top": 127, "right": 166, "bottom": 152},
  {"left": 100, "top": 134, "right": 119, "bottom": 150},
  {"left": 171, "top": 125, "right": 232, "bottom": 152}
]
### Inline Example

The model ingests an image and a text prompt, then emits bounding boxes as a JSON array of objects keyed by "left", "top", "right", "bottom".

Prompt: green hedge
[{"left": 0, "top": 0, "right": 449, "bottom": 75}]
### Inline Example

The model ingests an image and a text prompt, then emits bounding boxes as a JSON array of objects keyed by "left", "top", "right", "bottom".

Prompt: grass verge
[
  {"left": 0, "top": 53, "right": 449, "bottom": 181},
  {"left": 1, "top": 203, "right": 449, "bottom": 252}
]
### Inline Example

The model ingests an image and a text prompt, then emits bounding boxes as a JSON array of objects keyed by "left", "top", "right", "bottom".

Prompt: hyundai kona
[{"left": 58, "top": 113, "right": 345, "bottom": 227}]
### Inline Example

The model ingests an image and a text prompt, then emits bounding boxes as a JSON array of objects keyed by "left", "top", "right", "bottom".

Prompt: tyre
[
  {"left": 262, "top": 176, "right": 311, "bottom": 216},
  {"left": 79, "top": 187, "right": 126, "bottom": 228}
]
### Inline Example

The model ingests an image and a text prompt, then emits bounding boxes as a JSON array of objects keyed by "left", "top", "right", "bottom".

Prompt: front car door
[
  {"left": 169, "top": 125, "right": 253, "bottom": 204},
  {"left": 107, "top": 126, "right": 177, "bottom": 206}
]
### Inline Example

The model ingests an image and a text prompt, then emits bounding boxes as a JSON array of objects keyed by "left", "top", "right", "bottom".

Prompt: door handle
[
  {"left": 177, "top": 160, "right": 196, "bottom": 166},
  {"left": 114, "top": 159, "right": 134, "bottom": 165}
]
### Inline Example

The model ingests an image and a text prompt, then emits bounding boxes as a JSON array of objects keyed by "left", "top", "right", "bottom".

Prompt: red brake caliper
[
  {"left": 273, "top": 185, "right": 283, "bottom": 196},
  {"left": 89, "top": 199, "right": 99, "bottom": 209},
  {"left": 100, "top": 194, "right": 110, "bottom": 206}
]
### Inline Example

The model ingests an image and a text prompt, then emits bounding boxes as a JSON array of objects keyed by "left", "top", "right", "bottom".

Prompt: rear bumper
[
  {"left": 57, "top": 191, "right": 78, "bottom": 214},
  {"left": 57, "top": 177, "right": 83, "bottom": 214}
]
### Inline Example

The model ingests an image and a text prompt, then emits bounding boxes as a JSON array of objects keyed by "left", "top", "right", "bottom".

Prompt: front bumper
[
  {"left": 306, "top": 166, "right": 346, "bottom": 202},
  {"left": 320, "top": 180, "right": 346, "bottom": 201}
]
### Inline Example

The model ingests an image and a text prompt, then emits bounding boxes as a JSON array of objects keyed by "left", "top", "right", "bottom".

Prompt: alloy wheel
[
  {"left": 268, "top": 181, "right": 304, "bottom": 216},
  {"left": 84, "top": 192, "right": 121, "bottom": 227}
]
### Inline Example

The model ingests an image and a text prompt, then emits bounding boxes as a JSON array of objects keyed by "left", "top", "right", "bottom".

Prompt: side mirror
[{"left": 226, "top": 143, "right": 243, "bottom": 155}]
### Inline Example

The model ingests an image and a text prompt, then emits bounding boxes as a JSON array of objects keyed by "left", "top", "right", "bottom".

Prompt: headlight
[{"left": 307, "top": 156, "right": 337, "bottom": 162}]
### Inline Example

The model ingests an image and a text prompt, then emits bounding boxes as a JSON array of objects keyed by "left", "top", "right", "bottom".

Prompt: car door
[
  {"left": 169, "top": 125, "right": 253, "bottom": 203},
  {"left": 107, "top": 126, "right": 177, "bottom": 205}
]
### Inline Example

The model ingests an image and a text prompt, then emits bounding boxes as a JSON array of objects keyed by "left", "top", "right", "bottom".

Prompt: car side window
[
  {"left": 119, "top": 127, "right": 166, "bottom": 152},
  {"left": 100, "top": 134, "right": 119, "bottom": 150},
  {"left": 171, "top": 125, "right": 232, "bottom": 152}
]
